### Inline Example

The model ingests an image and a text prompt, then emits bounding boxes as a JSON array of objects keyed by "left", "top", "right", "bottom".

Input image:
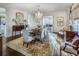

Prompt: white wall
[
  {"left": 6, "top": 8, "right": 28, "bottom": 37},
  {"left": 5, "top": 8, "right": 69, "bottom": 37},
  {"left": 45, "top": 10, "right": 69, "bottom": 32},
  {"left": 53, "top": 11, "right": 69, "bottom": 32},
  {"left": 71, "top": 7, "right": 79, "bottom": 19}
]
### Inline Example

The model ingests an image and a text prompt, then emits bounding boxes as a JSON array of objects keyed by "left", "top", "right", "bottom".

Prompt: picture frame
[
  {"left": 56, "top": 16, "right": 64, "bottom": 27},
  {"left": 16, "top": 12, "right": 24, "bottom": 25}
]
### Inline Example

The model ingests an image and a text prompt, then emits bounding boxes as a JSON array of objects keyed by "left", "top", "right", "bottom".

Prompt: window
[
  {"left": 43, "top": 16, "right": 53, "bottom": 26},
  {"left": 72, "top": 19, "right": 79, "bottom": 35},
  {"left": 42, "top": 16, "right": 53, "bottom": 31}
]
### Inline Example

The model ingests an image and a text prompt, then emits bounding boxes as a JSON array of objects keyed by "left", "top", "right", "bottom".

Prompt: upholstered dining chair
[
  {"left": 21, "top": 29, "right": 35, "bottom": 47},
  {"left": 35, "top": 29, "right": 43, "bottom": 43}
]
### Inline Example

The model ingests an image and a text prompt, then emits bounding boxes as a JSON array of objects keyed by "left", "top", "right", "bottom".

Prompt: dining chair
[{"left": 21, "top": 29, "right": 35, "bottom": 47}]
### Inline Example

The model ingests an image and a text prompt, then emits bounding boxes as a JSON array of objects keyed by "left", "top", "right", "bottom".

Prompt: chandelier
[{"left": 34, "top": 6, "right": 43, "bottom": 19}]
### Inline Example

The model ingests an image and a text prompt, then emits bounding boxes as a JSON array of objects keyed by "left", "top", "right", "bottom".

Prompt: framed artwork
[
  {"left": 56, "top": 16, "right": 64, "bottom": 27},
  {"left": 16, "top": 12, "right": 24, "bottom": 25}
]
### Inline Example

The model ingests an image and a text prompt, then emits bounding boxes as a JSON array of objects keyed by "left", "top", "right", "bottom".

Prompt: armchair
[{"left": 60, "top": 31, "right": 79, "bottom": 56}]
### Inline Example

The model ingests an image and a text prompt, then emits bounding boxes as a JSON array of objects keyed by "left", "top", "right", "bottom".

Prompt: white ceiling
[{"left": 0, "top": 3, "right": 72, "bottom": 12}]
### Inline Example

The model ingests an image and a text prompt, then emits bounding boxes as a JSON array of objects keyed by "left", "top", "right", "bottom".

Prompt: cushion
[
  {"left": 64, "top": 45, "right": 77, "bottom": 55},
  {"left": 72, "top": 35, "right": 79, "bottom": 46}
]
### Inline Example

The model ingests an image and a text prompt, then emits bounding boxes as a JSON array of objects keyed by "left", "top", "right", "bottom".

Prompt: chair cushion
[
  {"left": 64, "top": 45, "right": 77, "bottom": 55},
  {"left": 72, "top": 35, "right": 79, "bottom": 46}
]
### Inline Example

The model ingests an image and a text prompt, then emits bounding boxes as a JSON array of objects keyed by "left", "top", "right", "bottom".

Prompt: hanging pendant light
[{"left": 35, "top": 5, "right": 43, "bottom": 19}]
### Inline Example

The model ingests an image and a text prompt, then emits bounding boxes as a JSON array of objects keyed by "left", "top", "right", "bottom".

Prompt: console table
[{"left": 12, "top": 25, "right": 24, "bottom": 37}]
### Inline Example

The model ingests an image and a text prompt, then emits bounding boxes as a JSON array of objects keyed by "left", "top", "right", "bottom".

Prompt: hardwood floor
[
  {"left": 6, "top": 35, "right": 21, "bottom": 42},
  {"left": 5, "top": 35, "right": 24, "bottom": 56},
  {"left": 6, "top": 47, "right": 24, "bottom": 56},
  {"left": 0, "top": 37, "right": 2, "bottom": 56}
]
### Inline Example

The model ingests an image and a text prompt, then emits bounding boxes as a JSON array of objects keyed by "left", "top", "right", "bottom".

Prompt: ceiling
[{"left": 0, "top": 3, "right": 72, "bottom": 13}]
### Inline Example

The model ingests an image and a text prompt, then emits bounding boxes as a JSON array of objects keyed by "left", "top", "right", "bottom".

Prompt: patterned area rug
[
  {"left": 7, "top": 37, "right": 50, "bottom": 56},
  {"left": 7, "top": 37, "right": 77, "bottom": 56},
  {"left": 26, "top": 41, "right": 50, "bottom": 56}
]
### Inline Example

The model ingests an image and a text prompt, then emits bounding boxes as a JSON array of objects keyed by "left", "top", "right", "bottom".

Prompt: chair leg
[
  {"left": 39, "top": 39, "right": 43, "bottom": 43},
  {"left": 26, "top": 43, "right": 29, "bottom": 47},
  {"left": 60, "top": 48, "right": 61, "bottom": 56},
  {"left": 35, "top": 38, "right": 43, "bottom": 43},
  {"left": 23, "top": 42, "right": 28, "bottom": 47},
  {"left": 77, "top": 50, "right": 79, "bottom": 55},
  {"left": 23, "top": 42, "right": 25, "bottom": 46}
]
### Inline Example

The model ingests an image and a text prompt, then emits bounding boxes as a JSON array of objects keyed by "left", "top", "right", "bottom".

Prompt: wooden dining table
[
  {"left": 29, "top": 28, "right": 42, "bottom": 43},
  {"left": 29, "top": 28, "right": 41, "bottom": 36}
]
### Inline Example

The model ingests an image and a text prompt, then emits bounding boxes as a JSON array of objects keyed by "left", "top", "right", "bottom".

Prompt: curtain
[
  {"left": 41, "top": 16, "right": 53, "bottom": 40},
  {"left": 48, "top": 32, "right": 60, "bottom": 56},
  {"left": 72, "top": 19, "right": 79, "bottom": 35}
]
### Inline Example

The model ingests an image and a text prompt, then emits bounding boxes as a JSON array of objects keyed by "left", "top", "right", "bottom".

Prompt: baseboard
[{"left": 6, "top": 34, "right": 21, "bottom": 42}]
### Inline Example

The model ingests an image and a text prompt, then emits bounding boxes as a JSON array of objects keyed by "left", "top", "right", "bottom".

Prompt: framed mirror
[
  {"left": 16, "top": 12, "right": 24, "bottom": 25},
  {"left": 56, "top": 16, "right": 64, "bottom": 27}
]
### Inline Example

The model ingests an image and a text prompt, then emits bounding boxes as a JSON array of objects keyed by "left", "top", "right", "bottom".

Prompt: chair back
[
  {"left": 21, "top": 29, "right": 32, "bottom": 42},
  {"left": 66, "top": 31, "right": 77, "bottom": 41}
]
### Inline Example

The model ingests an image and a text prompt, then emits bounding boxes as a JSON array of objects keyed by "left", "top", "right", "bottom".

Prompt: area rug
[{"left": 7, "top": 37, "right": 50, "bottom": 56}]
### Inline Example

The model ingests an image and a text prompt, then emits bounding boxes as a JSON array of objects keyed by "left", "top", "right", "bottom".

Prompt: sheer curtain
[
  {"left": 41, "top": 16, "right": 53, "bottom": 39},
  {"left": 42, "top": 16, "right": 53, "bottom": 25},
  {"left": 42, "top": 16, "right": 61, "bottom": 55},
  {"left": 72, "top": 19, "right": 79, "bottom": 35}
]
